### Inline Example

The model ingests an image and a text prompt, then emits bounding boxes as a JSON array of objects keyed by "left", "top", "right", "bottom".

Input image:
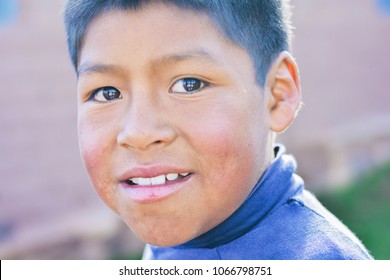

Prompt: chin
[
  {"left": 140, "top": 233, "right": 188, "bottom": 247},
  {"left": 131, "top": 223, "right": 198, "bottom": 247}
]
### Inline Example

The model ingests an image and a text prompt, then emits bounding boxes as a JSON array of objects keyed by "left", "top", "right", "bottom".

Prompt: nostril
[
  {"left": 144, "top": 139, "right": 165, "bottom": 150},
  {"left": 117, "top": 123, "right": 177, "bottom": 150}
]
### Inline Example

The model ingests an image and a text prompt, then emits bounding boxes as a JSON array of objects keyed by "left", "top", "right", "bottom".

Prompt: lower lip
[{"left": 119, "top": 175, "right": 192, "bottom": 203}]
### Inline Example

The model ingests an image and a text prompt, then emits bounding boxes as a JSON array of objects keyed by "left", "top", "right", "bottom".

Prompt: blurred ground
[{"left": 0, "top": 0, "right": 389, "bottom": 259}]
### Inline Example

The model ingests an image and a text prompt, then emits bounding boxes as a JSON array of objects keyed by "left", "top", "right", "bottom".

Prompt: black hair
[{"left": 64, "top": 0, "right": 292, "bottom": 86}]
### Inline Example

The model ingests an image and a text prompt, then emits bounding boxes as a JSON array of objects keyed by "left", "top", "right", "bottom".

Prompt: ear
[{"left": 266, "top": 51, "right": 301, "bottom": 133}]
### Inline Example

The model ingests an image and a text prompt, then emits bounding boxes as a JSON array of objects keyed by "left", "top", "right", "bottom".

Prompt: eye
[
  {"left": 170, "top": 78, "right": 208, "bottom": 94},
  {"left": 91, "top": 86, "right": 122, "bottom": 102}
]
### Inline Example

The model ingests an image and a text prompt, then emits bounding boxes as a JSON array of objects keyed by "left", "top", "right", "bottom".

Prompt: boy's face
[{"left": 77, "top": 3, "right": 274, "bottom": 246}]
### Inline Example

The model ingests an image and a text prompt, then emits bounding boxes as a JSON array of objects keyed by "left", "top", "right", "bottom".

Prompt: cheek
[
  {"left": 204, "top": 130, "right": 259, "bottom": 188},
  {"left": 79, "top": 136, "right": 103, "bottom": 182},
  {"left": 189, "top": 103, "right": 267, "bottom": 189},
  {"left": 181, "top": 115, "right": 266, "bottom": 234},
  {"left": 79, "top": 118, "right": 102, "bottom": 176},
  {"left": 78, "top": 116, "right": 118, "bottom": 211}
]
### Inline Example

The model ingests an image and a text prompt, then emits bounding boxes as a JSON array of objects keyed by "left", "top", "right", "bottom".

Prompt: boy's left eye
[
  {"left": 170, "top": 78, "right": 208, "bottom": 94},
  {"left": 90, "top": 86, "right": 122, "bottom": 102}
]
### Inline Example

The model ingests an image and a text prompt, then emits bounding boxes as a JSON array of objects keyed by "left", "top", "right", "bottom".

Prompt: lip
[
  {"left": 118, "top": 165, "right": 191, "bottom": 182},
  {"left": 118, "top": 165, "right": 193, "bottom": 203}
]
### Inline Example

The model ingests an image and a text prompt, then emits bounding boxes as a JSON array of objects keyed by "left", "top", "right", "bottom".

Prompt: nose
[{"left": 117, "top": 98, "right": 176, "bottom": 151}]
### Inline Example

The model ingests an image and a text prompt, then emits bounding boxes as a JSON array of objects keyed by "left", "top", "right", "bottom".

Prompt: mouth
[
  {"left": 120, "top": 172, "right": 193, "bottom": 203},
  {"left": 125, "top": 172, "right": 191, "bottom": 186}
]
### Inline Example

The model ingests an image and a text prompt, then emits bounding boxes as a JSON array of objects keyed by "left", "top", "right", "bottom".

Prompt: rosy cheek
[
  {"left": 203, "top": 109, "right": 247, "bottom": 153},
  {"left": 80, "top": 138, "right": 102, "bottom": 180},
  {"left": 79, "top": 115, "right": 108, "bottom": 173},
  {"left": 195, "top": 119, "right": 245, "bottom": 169},
  {"left": 81, "top": 139, "right": 120, "bottom": 213},
  {"left": 193, "top": 109, "right": 260, "bottom": 191},
  {"left": 78, "top": 120, "right": 116, "bottom": 197}
]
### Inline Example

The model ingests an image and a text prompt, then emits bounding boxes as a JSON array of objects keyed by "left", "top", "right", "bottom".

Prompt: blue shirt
[{"left": 143, "top": 146, "right": 373, "bottom": 259}]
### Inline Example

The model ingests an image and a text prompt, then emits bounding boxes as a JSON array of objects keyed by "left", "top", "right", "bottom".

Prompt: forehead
[{"left": 78, "top": 2, "right": 239, "bottom": 69}]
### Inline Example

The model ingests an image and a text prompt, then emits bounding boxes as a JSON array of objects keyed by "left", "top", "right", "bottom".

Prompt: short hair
[{"left": 64, "top": 0, "right": 293, "bottom": 87}]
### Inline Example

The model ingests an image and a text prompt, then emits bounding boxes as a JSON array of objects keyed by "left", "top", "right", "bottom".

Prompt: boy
[{"left": 64, "top": 0, "right": 372, "bottom": 259}]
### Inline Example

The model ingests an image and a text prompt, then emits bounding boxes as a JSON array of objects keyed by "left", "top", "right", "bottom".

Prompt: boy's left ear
[{"left": 266, "top": 51, "right": 301, "bottom": 133}]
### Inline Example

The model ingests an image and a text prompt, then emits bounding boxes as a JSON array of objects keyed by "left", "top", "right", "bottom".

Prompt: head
[
  {"left": 65, "top": 0, "right": 293, "bottom": 86},
  {"left": 64, "top": 0, "right": 301, "bottom": 246}
]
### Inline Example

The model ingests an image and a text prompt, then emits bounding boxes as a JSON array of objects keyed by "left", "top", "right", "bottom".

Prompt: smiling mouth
[
  {"left": 120, "top": 172, "right": 193, "bottom": 202},
  {"left": 125, "top": 173, "right": 191, "bottom": 186}
]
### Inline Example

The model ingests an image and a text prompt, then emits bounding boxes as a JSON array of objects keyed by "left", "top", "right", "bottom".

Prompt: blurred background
[{"left": 0, "top": 0, "right": 389, "bottom": 259}]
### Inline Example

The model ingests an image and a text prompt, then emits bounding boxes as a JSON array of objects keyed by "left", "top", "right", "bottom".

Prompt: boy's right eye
[{"left": 91, "top": 86, "right": 122, "bottom": 102}]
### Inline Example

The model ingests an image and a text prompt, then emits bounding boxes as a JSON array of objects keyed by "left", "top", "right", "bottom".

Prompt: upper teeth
[{"left": 129, "top": 173, "right": 189, "bottom": 186}]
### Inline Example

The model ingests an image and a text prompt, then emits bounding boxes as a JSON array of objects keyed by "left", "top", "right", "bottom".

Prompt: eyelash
[
  {"left": 169, "top": 77, "right": 209, "bottom": 94},
  {"left": 88, "top": 77, "right": 209, "bottom": 102},
  {"left": 90, "top": 86, "right": 122, "bottom": 102}
]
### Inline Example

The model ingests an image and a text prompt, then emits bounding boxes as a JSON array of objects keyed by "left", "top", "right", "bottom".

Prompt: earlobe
[{"left": 267, "top": 51, "right": 301, "bottom": 133}]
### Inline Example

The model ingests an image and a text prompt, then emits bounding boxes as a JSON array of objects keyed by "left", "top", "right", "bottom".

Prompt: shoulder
[{"left": 217, "top": 190, "right": 373, "bottom": 260}]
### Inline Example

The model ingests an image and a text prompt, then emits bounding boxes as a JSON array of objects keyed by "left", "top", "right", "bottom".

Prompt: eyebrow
[
  {"left": 154, "top": 49, "right": 215, "bottom": 66},
  {"left": 77, "top": 49, "right": 218, "bottom": 77},
  {"left": 77, "top": 63, "right": 124, "bottom": 77}
]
